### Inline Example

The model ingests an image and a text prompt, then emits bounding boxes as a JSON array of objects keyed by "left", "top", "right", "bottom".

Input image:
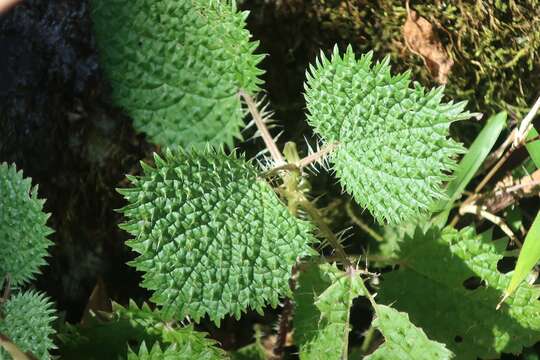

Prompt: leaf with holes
[
  {"left": 378, "top": 226, "right": 540, "bottom": 359},
  {"left": 91, "top": 0, "right": 264, "bottom": 148},
  {"left": 305, "top": 46, "right": 472, "bottom": 224},
  {"left": 293, "top": 263, "right": 364, "bottom": 360},
  {"left": 365, "top": 305, "right": 453, "bottom": 359},
  {"left": 118, "top": 148, "right": 315, "bottom": 324}
]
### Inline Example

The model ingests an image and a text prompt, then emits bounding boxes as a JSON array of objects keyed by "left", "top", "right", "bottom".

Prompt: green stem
[
  {"left": 299, "top": 198, "right": 352, "bottom": 267},
  {"left": 346, "top": 201, "right": 384, "bottom": 242},
  {"left": 360, "top": 325, "right": 376, "bottom": 354}
]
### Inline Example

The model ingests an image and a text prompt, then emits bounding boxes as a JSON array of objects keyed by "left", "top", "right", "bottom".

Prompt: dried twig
[
  {"left": 479, "top": 169, "right": 540, "bottom": 213},
  {"left": 513, "top": 94, "right": 540, "bottom": 147},
  {"left": 452, "top": 96, "right": 540, "bottom": 225},
  {"left": 272, "top": 267, "right": 297, "bottom": 359},
  {"left": 480, "top": 128, "right": 516, "bottom": 173},
  {"left": 459, "top": 204, "right": 522, "bottom": 247}
]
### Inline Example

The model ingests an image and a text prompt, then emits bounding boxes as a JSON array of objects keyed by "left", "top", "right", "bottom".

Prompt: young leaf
[
  {"left": 504, "top": 211, "right": 540, "bottom": 300},
  {"left": 118, "top": 148, "right": 315, "bottom": 324},
  {"left": 365, "top": 305, "right": 453, "bottom": 360},
  {"left": 127, "top": 338, "right": 224, "bottom": 360},
  {"left": 305, "top": 46, "right": 472, "bottom": 224},
  {"left": 0, "top": 162, "right": 53, "bottom": 286},
  {"left": 58, "top": 300, "right": 225, "bottom": 359},
  {"left": 293, "top": 263, "right": 364, "bottom": 360},
  {"left": 435, "top": 111, "right": 507, "bottom": 212},
  {"left": 91, "top": 0, "right": 264, "bottom": 149},
  {"left": 0, "top": 291, "right": 57, "bottom": 360},
  {"left": 378, "top": 226, "right": 540, "bottom": 359}
]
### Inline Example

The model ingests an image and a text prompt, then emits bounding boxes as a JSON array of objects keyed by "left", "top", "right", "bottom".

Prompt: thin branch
[
  {"left": 298, "top": 197, "right": 352, "bottom": 267},
  {"left": 479, "top": 171, "right": 540, "bottom": 214},
  {"left": 453, "top": 97, "right": 540, "bottom": 225},
  {"left": 296, "top": 143, "right": 338, "bottom": 169},
  {"left": 514, "top": 93, "right": 540, "bottom": 147},
  {"left": 474, "top": 146, "right": 514, "bottom": 194},
  {"left": 459, "top": 204, "right": 522, "bottom": 247},
  {"left": 480, "top": 128, "right": 516, "bottom": 173},
  {"left": 1, "top": 275, "right": 11, "bottom": 305},
  {"left": 239, "top": 90, "right": 285, "bottom": 165},
  {"left": 272, "top": 267, "right": 297, "bottom": 359},
  {"left": 346, "top": 201, "right": 384, "bottom": 242},
  {"left": 360, "top": 324, "right": 377, "bottom": 354},
  {"left": 272, "top": 299, "right": 292, "bottom": 359}
]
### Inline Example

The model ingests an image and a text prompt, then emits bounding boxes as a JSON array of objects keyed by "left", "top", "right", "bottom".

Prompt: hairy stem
[
  {"left": 296, "top": 143, "right": 338, "bottom": 168},
  {"left": 239, "top": 90, "right": 285, "bottom": 165},
  {"left": 346, "top": 201, "right": 384, "bottom": 242},
  {"left": 299, "top": 198, "right": 352, "bottom": 267}
]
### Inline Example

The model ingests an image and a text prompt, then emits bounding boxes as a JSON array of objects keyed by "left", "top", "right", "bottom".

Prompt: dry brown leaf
[
  {"left": 80, "top": 276, "right": 111, "bottom": 326},
  {"left": 403, "top": 4, "right": 453, "bottom": 84}
]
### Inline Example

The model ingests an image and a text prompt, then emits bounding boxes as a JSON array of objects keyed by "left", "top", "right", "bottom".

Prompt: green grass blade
[
  {"left": 504, "top": 211, "right": 540, "bottom": 299},
  {"left": 525, "top": 128, "right": 540, "bottom": 169},
  {"left": 435, "top": 111, "right": 507, "bottom": 212}
]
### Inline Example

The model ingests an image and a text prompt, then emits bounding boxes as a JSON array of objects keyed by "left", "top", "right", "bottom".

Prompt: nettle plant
[
  {"left": 2, "top": 0, "right": 540, "bottom": 359},
  {"left": 0, "top": 163, "right": 56, "bottom": 359},
  {"left": 89, "top": 0, "right": 540, "bottom": 359}
]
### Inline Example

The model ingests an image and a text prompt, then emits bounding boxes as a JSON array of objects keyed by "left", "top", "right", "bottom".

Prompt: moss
[{"left": 274, "top": 0, "right": 540, "bottom": 117}]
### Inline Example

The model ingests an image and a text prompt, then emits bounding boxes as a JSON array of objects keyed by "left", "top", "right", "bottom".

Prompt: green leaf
[
  {"left": 118, "top": 148, "right": 315, "bottom": 324},
  {"left": 91, "top": 0, "right": 264, "bottom": 149},
  {"left": 293, "top": 263, "right": 364, "bottom": 360},
  {"left": 127, "top": 337, "right": 225, "bottom": 360},
  {"left": 58, "top": 300, "right": 225, "bottom": 359},
  {"left": 305, "top": 45, "right": 472, "bottom": 224},
  {"left": 0, "top": 291, "right": 57, "bottom": 359},
  {"left": 230, "top": 342, "right": 266, "bottom": 360},
  {"left": 378, "top": 226, "right": 540, "bottom": 359},
  {"left": 435, "top": 111, "right": 507, "bottom": 212},
  {"left": 505, "top": 211, "right": 540, "bottom": 299},
  {"left": 0, "top": 162, "right": 53, "bottom": 286},
  {"left": 525, "top": 128, "right": 540, "bottom": 168},
  {"left": 365, "top": 305, "right": 453, "bottom": 360},
  {"left": 229, "top": 325, "right": 266, "bottom": 360}
]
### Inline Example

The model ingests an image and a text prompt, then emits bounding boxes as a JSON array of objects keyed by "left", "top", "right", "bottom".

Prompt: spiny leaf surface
[
  {"left": 127, "top": 334, "right": 224, "bottom": 360},
  {"left": 293, "top": 263, "right": 364, "bottom": 360},
  {"left": 0, "top": 162, "right": 53, "bottom": 286},
  {"left": 378, "top": 226, "right": 540, "bottom": 359},
  {"left": 91, "top": 0, "right": 264, "bottom": 148},
  {"left": 119, "top": 149, "right": 314, "bottom": 324},
  {"left": 365, "top": 305, "right": 453, "bottom": 360},
  {"left": 305, "top": 46, "right": 471, "bottom": 224},
  {"left": 0, "top": 291, "right": 57, "bottom": 360},
  {"left": 58, "top": 300, "right": 225, "bottom": 359}
]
